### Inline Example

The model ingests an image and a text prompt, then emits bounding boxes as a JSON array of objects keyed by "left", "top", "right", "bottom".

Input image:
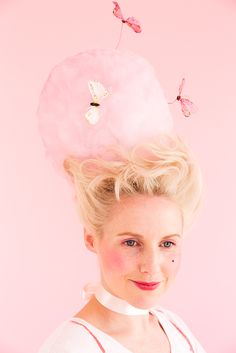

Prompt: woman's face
[{"left": 86, "top": 194, "right": 184, "bottom": 309}]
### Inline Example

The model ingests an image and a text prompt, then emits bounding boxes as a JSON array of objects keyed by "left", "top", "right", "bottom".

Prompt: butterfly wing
[
  {"left": 88, "top": 80, "right": 109, "bottom": 104},
  {"left": 180, "top": 98, "right": 197, "bottom": 117},
  {"left": 113, "top": 1, "right": 124, "bottom": 21},
  {"left": 179, "top": 78, "right": 185, "bottom": 95},
  {"left": 85, "top": 106, "right": 100, "bottom": 125},
  {"left": 126, "top": 16, "right": 142, "bottom": 33},
  {"left": 86, "top": 81, "right": 109, "bottom": 124}
]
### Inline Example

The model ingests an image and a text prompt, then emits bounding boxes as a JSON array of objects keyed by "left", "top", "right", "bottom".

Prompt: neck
[
  {"left": 80, "top": 294, "right": 158, "bottom": 335},
  {"left": 76, "top": 281, "right": 160, "bottom": 335},
  {"left": 94, "top": 282, "right": 151, "bottom": 316}
]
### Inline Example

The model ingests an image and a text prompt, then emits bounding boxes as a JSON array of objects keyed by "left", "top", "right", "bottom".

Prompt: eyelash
[{"left": 123, "top": 240, "right": 176, "bottom": 249}]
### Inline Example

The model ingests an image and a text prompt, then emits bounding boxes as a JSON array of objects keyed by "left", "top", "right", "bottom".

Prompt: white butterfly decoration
[{"left": 85, "top": 80, "right": 109, "bottom": 125}]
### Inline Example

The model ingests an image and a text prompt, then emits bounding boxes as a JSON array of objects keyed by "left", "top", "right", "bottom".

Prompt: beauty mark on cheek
[{"left": 169, "top": 253, "right": 182, "bottom": 273}]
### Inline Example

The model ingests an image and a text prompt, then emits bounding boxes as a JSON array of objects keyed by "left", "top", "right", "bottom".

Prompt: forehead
[{"left": 103, "top": 194, "right": 183, "bottom": 236}]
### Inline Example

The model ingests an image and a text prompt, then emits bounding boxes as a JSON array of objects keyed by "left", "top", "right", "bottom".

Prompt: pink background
[{"left": 0, "top": 0, "right": 235, "bottom": 352}]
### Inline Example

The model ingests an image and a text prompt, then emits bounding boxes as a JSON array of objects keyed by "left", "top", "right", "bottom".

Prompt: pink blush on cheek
[{"left": 103, "top": 249, "right": 126, "bottom": 272}]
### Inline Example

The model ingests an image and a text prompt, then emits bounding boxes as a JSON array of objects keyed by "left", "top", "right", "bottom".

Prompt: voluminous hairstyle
[{"left": 63, "top": 133, "right": 202, "bottom": 236}]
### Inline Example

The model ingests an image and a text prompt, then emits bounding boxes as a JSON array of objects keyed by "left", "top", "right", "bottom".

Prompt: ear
[{"left": 83, "top": 227, "right": 98, "bottom": 254}]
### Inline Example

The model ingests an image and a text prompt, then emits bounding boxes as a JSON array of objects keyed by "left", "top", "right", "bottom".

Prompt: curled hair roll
[{"left": 63, "top": 133, "right": 202, "bottom": 236}]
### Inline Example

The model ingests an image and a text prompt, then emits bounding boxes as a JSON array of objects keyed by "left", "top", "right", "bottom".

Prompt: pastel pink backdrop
[{"left": 0, "top": 0, "right": 235, "bottom": 352}]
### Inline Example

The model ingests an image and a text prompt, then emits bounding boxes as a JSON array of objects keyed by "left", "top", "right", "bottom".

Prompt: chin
[{"left": 128, "top": 292, "right": 163, "bottom": 308}]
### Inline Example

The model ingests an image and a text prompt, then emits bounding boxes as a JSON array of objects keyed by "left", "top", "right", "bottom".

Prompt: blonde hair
[{"left": 63, "top": 133, "right": 202, "bottom": 236}]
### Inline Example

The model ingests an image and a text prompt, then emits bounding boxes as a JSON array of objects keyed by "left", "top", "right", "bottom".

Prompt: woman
[{"left": 37, "top": 49, "right": 206, "bottom": 352}]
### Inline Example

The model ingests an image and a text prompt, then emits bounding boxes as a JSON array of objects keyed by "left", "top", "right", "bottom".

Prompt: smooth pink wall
[{"left": 0, "top": 1, "right": 235, "bottom": 352}]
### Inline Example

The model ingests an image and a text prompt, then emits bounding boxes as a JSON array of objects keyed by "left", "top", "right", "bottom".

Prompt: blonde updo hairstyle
[{"left": 63, "top": 134, "right": 202, "bottom": 237}]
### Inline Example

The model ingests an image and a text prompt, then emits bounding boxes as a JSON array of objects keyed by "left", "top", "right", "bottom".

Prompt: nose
[{"left": 139, "top": 247, "right": 162, "bottom": 274}]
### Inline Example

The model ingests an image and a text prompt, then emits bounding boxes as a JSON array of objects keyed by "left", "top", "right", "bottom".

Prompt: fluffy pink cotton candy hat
[{"left": 37, "top": 48, "right": 174, "bottom": 178}]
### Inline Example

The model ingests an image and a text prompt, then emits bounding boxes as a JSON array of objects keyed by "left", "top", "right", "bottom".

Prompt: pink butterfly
[
  {"left": 112, "top": 1, "right": 142, "bottom": 33},
  {"left": 168, "top": 78, "right": 197, "bottom": 117}
]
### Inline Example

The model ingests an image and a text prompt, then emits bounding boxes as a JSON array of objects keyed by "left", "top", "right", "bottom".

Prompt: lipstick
[{"left": 132, "top": 281, "right": 161, "bottom": 291}]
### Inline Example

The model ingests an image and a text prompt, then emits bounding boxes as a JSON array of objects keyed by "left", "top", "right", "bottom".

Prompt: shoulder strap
[
  {"left": 155, "top": 308, "right": 196, "bottom": 353},
  {"left": 70, "top": 319, "right": 106, "bottom": 353}
]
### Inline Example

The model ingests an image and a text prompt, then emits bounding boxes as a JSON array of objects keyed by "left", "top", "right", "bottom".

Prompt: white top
[{"left": 37, "top": 306, "right": 207, "bottom": 353}]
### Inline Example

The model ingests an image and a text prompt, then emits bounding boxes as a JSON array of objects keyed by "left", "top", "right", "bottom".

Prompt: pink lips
[{"left": 132, "top": 280, "right": 161, "bottom": 291}]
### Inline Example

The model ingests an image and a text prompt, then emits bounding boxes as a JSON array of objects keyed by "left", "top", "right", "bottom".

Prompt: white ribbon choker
[{"left": 82, "top": 282, "right": 156, "bottom": 316}]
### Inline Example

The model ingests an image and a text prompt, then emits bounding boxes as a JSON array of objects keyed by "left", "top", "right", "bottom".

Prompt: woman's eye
[
  {"left": 123, "top": 240, "right": 176, "bottom": 248},
  {"left": 124, "top": 240, "right": 138, "bottom": 247},
  {"left": 162, "top": 241, "right": 175, "bottom": 248}
]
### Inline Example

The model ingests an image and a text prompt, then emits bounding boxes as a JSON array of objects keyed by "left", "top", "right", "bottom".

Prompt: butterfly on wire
[
  {"left": 112, "top": 1, "right": 142, "bottom": 49},
  {"left": 168, "top": 78, "right": 197, "bottom": 117}
]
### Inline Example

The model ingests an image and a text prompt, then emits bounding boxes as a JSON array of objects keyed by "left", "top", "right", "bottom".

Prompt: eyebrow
[{"left": 116, "top": 232, "right": 181, "bottom": 239}]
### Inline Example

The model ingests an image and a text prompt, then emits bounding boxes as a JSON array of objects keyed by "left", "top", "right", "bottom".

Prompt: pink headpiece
[{"left": 37, "top": 48, "right": 174, "bottom": 178}]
